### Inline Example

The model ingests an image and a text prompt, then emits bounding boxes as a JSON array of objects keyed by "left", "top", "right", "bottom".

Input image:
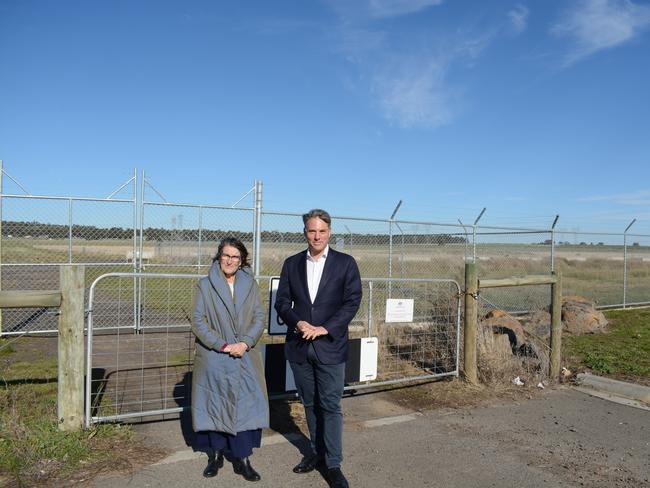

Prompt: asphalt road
[{"left": 90, "top": 388, "right": 649, "bottom": 488}]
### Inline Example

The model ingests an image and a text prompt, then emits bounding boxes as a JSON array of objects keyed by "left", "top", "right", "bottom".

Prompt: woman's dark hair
[{"left": 212, "top": 237, "right": 251, "bottom": 268}]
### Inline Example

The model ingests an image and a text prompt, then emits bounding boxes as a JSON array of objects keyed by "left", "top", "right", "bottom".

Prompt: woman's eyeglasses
[{"left": 221, "top": 253, "right": 241, "bottom": 263}]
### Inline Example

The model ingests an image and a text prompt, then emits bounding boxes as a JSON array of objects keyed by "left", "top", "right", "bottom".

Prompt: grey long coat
[{"left": 191, "top": 264, "right": 269, "bottom": 435}]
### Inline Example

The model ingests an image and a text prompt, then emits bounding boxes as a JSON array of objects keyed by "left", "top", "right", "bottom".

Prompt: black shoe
[
  {"left": 202, "top": 451, "right": 224, "bottom": 478},
  {"left": 292, "top": 454, "right": 321, "bottom": 474},
  {"left": 233, "top": 457, "right": 261, "bottom": 482},
  {"left": 327, "top": 467, "right": 349, "bottom": 488}
]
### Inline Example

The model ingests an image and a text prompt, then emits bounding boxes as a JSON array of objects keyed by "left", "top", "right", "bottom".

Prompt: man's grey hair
[{"left": 302, "top": 209, "right": 331, "bottom": 228}]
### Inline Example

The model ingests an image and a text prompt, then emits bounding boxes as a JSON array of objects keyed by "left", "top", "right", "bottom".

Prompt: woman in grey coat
[{"left": 191, "top": 237, "right": 269, "bottom": 482}]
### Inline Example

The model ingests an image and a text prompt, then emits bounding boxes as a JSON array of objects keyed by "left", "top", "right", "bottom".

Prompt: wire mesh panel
[
  {"left": 200, "top": 206, "right": 255, "bottom": 271},
  {"left": 139, "top": 274, "right": 199, "bottom": 329},
  {"left": 260, "top": 212, "right": 469, "bottom": 282},
  {"left": 625, "top": 234, "right": 650, "bottom": 305},
  {"left": 139, "top": 203, "right": 202, "bottom": 269},
  {"left": 140, "top": 203, "right": 254, "bottom": 272},
  {"left": 387, "top": 220, "right": 468, "bottom": 283},
  {"left": 358, "top": 278, "right": 461, "bottom": 384},
  {"left": 554, "top": 232, "right": 625, "bottom": 307},
  {"left": 1, "top": 196, "right": 71, "bottom": 264},
  {"left": 87, "top": 273, "right": 460, "bottom": 424},
  {"left": 260, "top": 212, "right": 397, "bottom": 278},
  {"left": 475, "top": 228, "right": 552, "bottom": 313},
  {"left": 0, "top": 195, "right": 137, "bottom": 334},
  {"left": 330, "top": 217, "right": 391, "bottom": 279},
  {"left": 87, "top": 273, "right": 199, "bottom": 425},
  {"left": 70, "top": 199, "right": 135, "bottom": 264}
]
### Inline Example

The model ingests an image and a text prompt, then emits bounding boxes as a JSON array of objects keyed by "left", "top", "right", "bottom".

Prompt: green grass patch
[
  {"left": 563, "top": 308, "right": 650, "bottom": 382},
  {"left": 0, "top": 339, "right": 16, "bottom": 356},
  {"left": 0, "top": 358, "right": 134, "bottom": 486}
]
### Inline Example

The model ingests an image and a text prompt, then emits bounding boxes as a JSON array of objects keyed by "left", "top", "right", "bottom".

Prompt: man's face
[{"left": 304, "top": 217, "right": 331, "bottom": 255}]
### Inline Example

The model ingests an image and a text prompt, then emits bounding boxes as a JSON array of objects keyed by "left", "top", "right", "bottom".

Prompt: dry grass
[
  {"left": 384, "top": 376, "right": 546, "bottom": 412},
  {"left": 475, "top": 318, "right": 550, "bottom": 387},
  {"left": 0, "top": 339, "right": 168, "bottom": 488}
]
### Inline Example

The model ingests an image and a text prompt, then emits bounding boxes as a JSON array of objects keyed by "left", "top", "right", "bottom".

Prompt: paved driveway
[{"left": 91, "top": 388, "right": 649, "bottom": 488}]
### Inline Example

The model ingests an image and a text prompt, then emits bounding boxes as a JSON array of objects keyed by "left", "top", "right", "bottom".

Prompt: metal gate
[{"left": 85, "top": 272, "right": 460, "bottom": 426}]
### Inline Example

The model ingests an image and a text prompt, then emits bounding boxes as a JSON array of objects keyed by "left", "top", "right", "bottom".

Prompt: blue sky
[{"left": 1, "top": 0, "right": 650, "bottom": 233}]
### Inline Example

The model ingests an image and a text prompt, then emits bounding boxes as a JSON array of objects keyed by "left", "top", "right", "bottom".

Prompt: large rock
[
  {"left": 520, "top": 310, "right": 552, "bottom": 339},
  {"left": 478, "top": 330, "right": 513, "bottom": 357},
  {"left": 480, "top": 310, "right": 526, "bottom": 349},
  {"left": 561, "top": 296, "right": 608, "bottom": 334}
]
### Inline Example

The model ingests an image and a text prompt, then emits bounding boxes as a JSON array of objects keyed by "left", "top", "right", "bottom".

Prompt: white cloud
[
  {"left": 579, "top": 190, "right": 650, "bottom": 205},
  {"left": 507, "top": 4, "right": 529, "bottom": 35},
  {"left": 372, "top": 58, "right": 457, "bottom": 129},
  {"left": 325, "top": 0, "right": 518, "bottom": 130},
  {"left": 367, "top": 0, "right": 444, "bottom": 18},
  {"left": 551, "top": 0, "right": 650, "bottom": 65}
]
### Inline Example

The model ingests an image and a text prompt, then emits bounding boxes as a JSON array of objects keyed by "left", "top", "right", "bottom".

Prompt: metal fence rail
[{"left": 86, "top": 272, "right": 460, "bottom": 425}]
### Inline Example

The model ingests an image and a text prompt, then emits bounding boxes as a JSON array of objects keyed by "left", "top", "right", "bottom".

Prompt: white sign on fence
[{"left": 385, "top": 298, "right": 414, "bottom": 323}]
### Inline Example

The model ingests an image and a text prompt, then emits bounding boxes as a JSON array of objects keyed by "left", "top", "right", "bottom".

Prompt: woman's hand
[{"left": 224, "top": 342, "right": 248, "bottom": 358}]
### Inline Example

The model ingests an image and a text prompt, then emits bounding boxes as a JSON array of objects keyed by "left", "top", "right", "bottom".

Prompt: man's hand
[
  {"left": 302, "top": 325, "right": 328, "bottom": 341},
  {"left": 296, "top": 320, "right": 313, "bottom": 334},
  {"left": 223, "top": 342, "right": 248, "bottom": 358}
]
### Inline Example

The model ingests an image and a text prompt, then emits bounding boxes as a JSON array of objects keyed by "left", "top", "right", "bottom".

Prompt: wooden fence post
[
  {"left": 549, "top": 272, "right": 563, "bottom": 380},
  {"left": 58, "top": 265, "right": 85, "bottom": 431},
  {"left": 463, "top": 262, "right": 478, "bottom": 385}
]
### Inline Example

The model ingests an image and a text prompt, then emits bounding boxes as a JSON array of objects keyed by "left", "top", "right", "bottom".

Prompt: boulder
[
  {"left": 520, "top": 310, "right": 552, "bottom": 339},
  {"left": 480, "top": 310, "right": 526, "bottom": 349},
  {"left": 478, "top": 330, "right": 513, "bottom": 357},
  {"left": 561, "top": 296, "right": 607, "bottom": 334},
  {"left": 484, "top": 309, "right": 509, "bottom": 319}
]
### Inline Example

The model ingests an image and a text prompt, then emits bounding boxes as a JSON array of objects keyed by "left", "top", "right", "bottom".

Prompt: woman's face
[{"left": 219, "top": 244, "right": 242, "bottom": 277}]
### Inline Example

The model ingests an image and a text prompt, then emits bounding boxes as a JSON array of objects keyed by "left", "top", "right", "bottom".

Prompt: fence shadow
[
  {"left": 173, "top": 371, "right": 194, "bottom": 448},
  {"left": 88, "top": 367, "right": 107, "bottom": 418}
]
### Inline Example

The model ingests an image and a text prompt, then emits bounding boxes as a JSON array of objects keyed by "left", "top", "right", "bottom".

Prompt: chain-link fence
[
  {"left": 474, "top": 227, "right": 552, "bottom": 314},
  {"left": 138, "top": 202, "right": 256, "bottom": 272},
  {"left": 3, "top": 169, "right": 650, "bottom": 427},
  {"left": 2, "top": 172, "right": 650, "bottom": 336},
  {"left": 551, "top": 231, "right": 649, "bottom": 307},
  {"left": 1, "top": 194, "right": 137, "bottom": 335}
]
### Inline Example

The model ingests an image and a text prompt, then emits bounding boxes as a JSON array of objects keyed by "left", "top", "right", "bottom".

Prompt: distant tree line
[{"left": 1, "top": 220, "right": 467, "bottom": 245}]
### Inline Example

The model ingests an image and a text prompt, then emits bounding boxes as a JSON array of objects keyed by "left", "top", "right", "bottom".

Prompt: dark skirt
[{"left": 195, "top": 429, "right": 262, "bottom": 458}]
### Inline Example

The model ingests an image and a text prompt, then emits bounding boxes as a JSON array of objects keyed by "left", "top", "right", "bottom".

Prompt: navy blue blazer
[{"left": 275, "top": 248, "right": 362, "bottom": 365}]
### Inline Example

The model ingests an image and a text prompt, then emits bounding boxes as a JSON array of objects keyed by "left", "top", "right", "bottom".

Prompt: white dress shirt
[{"left": 306, "top": 245, "right": 328, "bottom": 303}]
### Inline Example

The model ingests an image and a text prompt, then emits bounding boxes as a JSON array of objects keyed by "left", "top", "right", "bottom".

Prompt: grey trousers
[{"left": 290, "top": 343, "right": 346, "bottom": 468}]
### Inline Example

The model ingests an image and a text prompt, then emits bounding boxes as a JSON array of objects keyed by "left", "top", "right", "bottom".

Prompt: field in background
[{"left": 3, "top": 236, "right": 649, "bottom": 304}]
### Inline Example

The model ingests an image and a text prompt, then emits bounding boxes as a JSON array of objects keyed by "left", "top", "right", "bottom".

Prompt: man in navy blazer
[{"left": 275, "top": 209, "right": 362, "bottom": 488}]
